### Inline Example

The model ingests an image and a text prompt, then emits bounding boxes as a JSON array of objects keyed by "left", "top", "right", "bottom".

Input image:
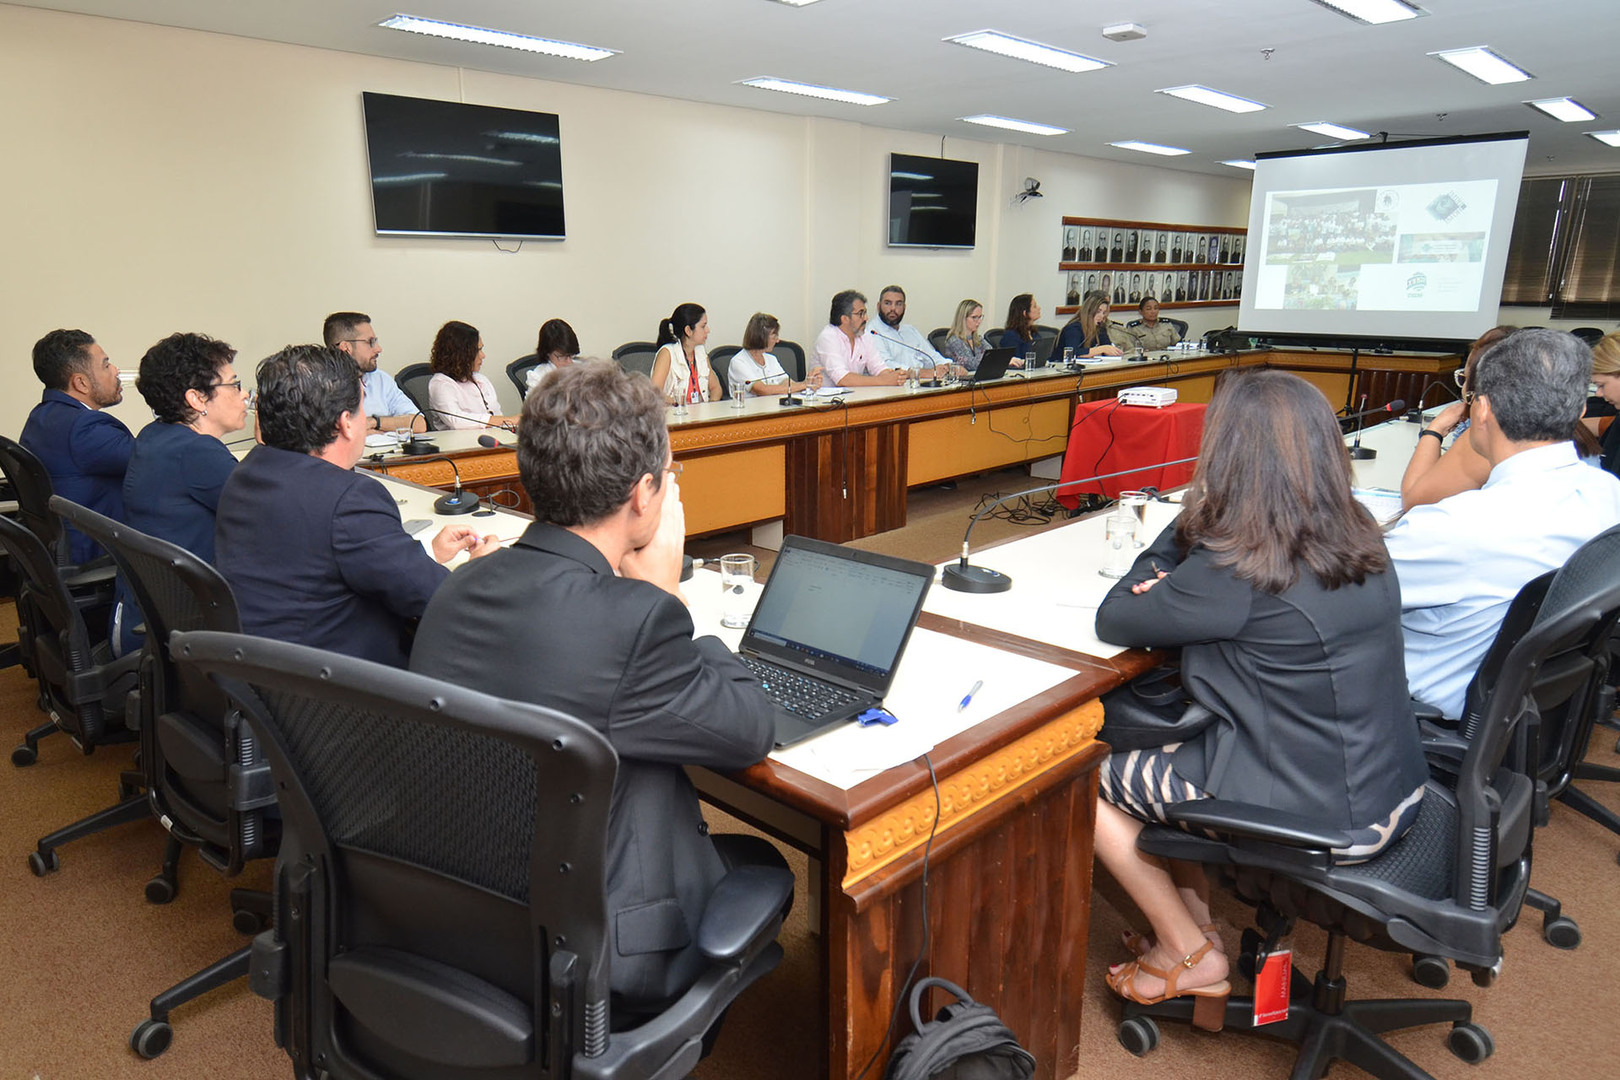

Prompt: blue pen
[{"left": 958, "top": 679, "right": 984, "bottom": 712}]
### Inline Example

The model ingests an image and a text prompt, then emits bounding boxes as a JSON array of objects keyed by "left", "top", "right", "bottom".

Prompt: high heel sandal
[
  {"left": 1105, "top": 939, "right": 1230, "bottom": 1033},
  {"left": 1120, "top": 922, "right": 1221, "bottom": 958}
]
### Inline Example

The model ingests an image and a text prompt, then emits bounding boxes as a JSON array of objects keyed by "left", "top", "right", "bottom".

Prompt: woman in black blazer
[{"left": 1091, "top": 369, "right": 1428, "bottom": 1027}]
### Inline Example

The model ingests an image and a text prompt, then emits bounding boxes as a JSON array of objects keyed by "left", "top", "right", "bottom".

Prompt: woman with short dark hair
[
  {"left": 113, "top": 332, "right": 249, "bottom": 655},
  {"left": 428, "top": 320, "right": 519, "bottom": 430},
  {"left": 524, "top": 318, "right": 582, "bottom": 396},
  {"left": 1091, "top": 369, "right": 1427, "bottom": 1024},
  {"left": 728, "top": 313, "right": 822, "bottom": 397}
]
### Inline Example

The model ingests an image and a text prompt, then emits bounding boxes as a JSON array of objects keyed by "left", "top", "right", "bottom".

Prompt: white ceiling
[{"left": 18, "top": 0, "right": 1620, "bottom": 177}]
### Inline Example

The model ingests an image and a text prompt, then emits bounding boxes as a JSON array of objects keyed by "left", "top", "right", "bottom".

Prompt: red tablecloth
[{"left": 1056, "top": 399, "right": 1206, "bottom": 506}]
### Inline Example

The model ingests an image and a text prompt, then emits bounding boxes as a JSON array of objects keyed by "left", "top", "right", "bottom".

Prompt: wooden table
[{"left": 361, "top": 349, "right": 1459, "bottom": 543}]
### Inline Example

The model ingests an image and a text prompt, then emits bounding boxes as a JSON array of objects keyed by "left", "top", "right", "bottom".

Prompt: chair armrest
[
  {"left": 695, "top": 864, "right": 794, "bottom": 963},
  {"left": 1410, "top": 697, "right": 1451, "bottom": 725},
  {"left": 1165, "top": 800, "right": 1353, "bottom": 850}
]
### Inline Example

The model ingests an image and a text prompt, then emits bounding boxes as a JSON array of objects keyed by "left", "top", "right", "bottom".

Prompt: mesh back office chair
[
  {"left": 52, "top": 498, "right": 277, "bottom": 1060},
  {"left": 708, "top": 345, "right": 741, "bottom": 399},
  {"left": 396, "top": 363, "right": 434, "bottom": 425},
  {"left": 927, "top": 328, "right": 950, "bottom": 355},
  {"left": 984, "top": 327, "right": 1005, "bottom": 349},
  {"left": 507, "top": 353, "right": 541, "bottom": 397},
  {"left": 1117, "top": 529, "right": 1620, "bottom": 1078},
  {"left": 612, "top": 341, "right": 659, "bottom": 378},
  {"left": 174, "top": 630, "right": 793, "bottom": 1080},
  {"left": 774, "top": 339, "right": 807, "bottom": 382},
  {"left": 1570, "top": 327, "right": 1605, "bottom": 346},
  {"left": 0, "top": 513, "right": 142, "bottom": 870},
  {"left": 0, "top": 434, "right": 117, "bottom": 592},
  {"left": 1032, "top": 325, "right": 1059, "bottom": 366}
]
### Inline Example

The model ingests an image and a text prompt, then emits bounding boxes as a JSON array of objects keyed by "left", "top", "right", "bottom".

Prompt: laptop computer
[
  {"left": 970, "top": 346, "right": 1015, "bottom": 383},
  {"left": 735, "top": 535, "right": 934, "bottom": 748}
]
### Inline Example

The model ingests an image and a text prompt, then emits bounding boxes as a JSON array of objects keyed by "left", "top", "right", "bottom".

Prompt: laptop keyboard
[{"left": 741, "top": 656, "right": 862, "bottom": 720}]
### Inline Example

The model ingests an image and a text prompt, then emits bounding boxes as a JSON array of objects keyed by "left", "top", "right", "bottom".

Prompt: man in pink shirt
[{"left": 810, "top": 290, "right": 905, "bottom": 387}]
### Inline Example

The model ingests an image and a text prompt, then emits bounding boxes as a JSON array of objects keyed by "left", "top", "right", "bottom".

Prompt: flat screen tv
[
  {"left": 361, "top": 91, "right": 566, "bottom": 240},
  {"left": 887, "top": 153, "right": 978, "bottom": 249}
]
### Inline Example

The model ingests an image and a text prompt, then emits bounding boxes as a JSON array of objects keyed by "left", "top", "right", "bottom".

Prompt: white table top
[
  {"left": 685, "top": 566, "right": 1081, "bottom": 791},
  {"left": 371, "top": 470, "right": 531, "bottom": 567}
]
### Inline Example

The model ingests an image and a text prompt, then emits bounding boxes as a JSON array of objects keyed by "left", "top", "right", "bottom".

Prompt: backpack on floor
[{"left": 884, "top": 977, "right": 1037, "bottom": 1080}]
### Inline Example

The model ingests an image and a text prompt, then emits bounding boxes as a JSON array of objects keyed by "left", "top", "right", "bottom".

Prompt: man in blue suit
[
  {"left": 20, "top": 328, "right": 135, "bottom": 564},
  {"left": 214, "top": 345, "right": 498, "bottom": 667}
]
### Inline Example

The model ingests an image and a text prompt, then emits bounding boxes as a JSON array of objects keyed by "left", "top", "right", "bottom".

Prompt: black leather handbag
[{"left": 1099, "top": 665, "right": 1217, "bottom": 753}]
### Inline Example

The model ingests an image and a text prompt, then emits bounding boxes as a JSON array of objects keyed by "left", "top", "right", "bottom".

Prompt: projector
[{"left": 1116, "top": 386, "right": 1178, "bottom": 408}]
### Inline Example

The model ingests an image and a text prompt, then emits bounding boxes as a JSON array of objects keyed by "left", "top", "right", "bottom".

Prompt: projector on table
[{"left": 1116, "top": 386, "right": 1178, "bottom": 408}]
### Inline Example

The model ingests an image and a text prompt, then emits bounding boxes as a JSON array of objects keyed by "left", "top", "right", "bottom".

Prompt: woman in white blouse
[
  {"left": 650, "top": 303, "right": 722, "bottom": 405},
  {"left": 729, "top": 313, "right": 823, "bottom": 397},
  {"left": 523, "top": 318, "right": 581, "bottom": 397},
  {"left": 426, "top": 320, "right": 519, "bottom": 431}
]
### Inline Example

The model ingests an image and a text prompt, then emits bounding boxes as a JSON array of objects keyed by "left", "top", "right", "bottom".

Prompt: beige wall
[{"left": 0, "top": 4, "right": 1251, "bottom": 437}]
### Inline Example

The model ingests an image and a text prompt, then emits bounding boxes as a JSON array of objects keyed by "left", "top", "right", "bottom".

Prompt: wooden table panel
[
  {"left": 906, "top": 398, "right": 1071, "bottom": 486},
  {"left": 678, "top": 444, "right": 784, "bottom": 535}
]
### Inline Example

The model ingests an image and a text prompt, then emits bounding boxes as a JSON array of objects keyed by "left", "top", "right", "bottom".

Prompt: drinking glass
[
  {"left": 1062, "top": 347, "right": 1075, "bottom": 366},
  {"left": 1119, "top": 491, "right": 1150, "bottom": 547},
  {"left": 719, "top": 554, "right": 759, "bottom": 628},
  {"left": 1099, "top": 510, "right": 1138, "bottom": 578}
]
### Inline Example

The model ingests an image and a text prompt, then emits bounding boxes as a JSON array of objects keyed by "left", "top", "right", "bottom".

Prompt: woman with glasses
[
  {"left": 113, "top": 332, "right": 250, "bottom": 656},
  {"left": 1399, "top": 326, "right": 1515, "bottom": 509}
]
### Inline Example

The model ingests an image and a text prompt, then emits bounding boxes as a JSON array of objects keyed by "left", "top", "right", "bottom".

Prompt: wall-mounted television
[
  {"left": 361, "top": 92, "right": 566, "bottom": 240},
  {"left": 887, "top": 153, "right": 978, "bottom": 249}
]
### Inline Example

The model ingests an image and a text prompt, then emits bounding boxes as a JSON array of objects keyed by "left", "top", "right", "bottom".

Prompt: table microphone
[
  {"left": 942, "top": 455, "right": 1199, "bottom": 594},
  {"left": 376, "top": 454, "right": 479, "bottom": 515},
  {"left": 1347, "top": 398, "right": 1404, "bottom": 461}
]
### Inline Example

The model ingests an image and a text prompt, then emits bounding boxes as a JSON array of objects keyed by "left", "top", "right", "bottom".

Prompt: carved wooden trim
[{"left": 840, "top": 700, "right": 1105, "bottom": 888}]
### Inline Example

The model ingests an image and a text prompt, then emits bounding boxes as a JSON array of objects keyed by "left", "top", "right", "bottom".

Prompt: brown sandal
[
  {"left": 1105, "top": 939, "right": 1230, "bottom": 1032},
  {"left": 1121, "top": 922, "right": 1221, "bottom": 958}
]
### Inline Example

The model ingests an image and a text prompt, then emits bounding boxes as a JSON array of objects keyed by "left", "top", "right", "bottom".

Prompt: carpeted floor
[{"left": 5, "top": 469, "right": 1619, "bottom": 1078}]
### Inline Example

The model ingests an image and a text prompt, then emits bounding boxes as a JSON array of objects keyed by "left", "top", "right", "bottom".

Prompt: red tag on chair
[{"left": 1253, "top": 949, "right": 1291, "bottom": 1026}]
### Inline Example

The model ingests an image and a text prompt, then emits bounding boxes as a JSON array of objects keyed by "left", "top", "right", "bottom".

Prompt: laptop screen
[{"left": 742, "top": 538, "right": 932, "bottom": 691}]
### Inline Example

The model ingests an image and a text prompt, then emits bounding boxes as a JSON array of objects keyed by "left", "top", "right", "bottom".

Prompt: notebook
[{"left": 736, "top": 535, "right": 934, "bottom": 747}]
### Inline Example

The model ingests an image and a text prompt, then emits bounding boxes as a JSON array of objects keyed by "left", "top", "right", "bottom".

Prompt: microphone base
[
  {"left": 400, "top": 438, "right": 440, "bottom": 456},
  {"left": 941, "top": 562, "right": 1013, "bottom": 594},
  {"left": 1348, "top": 446, "right": 1377, "bottom": 460},
  {"left": 434, "top": 491, "right": 481, "bottom": 515}
]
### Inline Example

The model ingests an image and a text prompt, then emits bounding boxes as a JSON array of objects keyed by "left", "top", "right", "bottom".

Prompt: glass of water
[
  {"left": 1119, "top": 491, "right": 1150, "bottom": 547},
  {"left": 719, "top": 554, "right": 758, "bottom": 628},
  {"left": 1099, "top": 510, "right": 1138, "bottom": 578},
  {"left": 1062, "top": 347, "right": 1075, "bottom": 366}
]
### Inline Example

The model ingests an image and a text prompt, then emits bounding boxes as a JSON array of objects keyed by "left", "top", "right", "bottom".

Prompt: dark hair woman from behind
[
  {"left": 651, "top": 302, "right": 721, "bottom": 405},
  {"left": 1089, "top": 368, "right": 1427, "bottom": 1023},
  {"left": 1000, "top": 293, "right": 1038, "bottom": 367},
  {"left": 428, "top": 320, "right": 519, "bottom": 430},
  {"left": 115, "top": 332, "right": 249, "bottom": 655},
  {"left": 525, "top": 318, "right": 582, "bottom": 396}
]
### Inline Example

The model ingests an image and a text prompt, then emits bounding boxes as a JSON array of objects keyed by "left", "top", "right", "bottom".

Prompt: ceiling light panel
[
  {"left": 1526, "top": 98, "right": 1596, "bottom": 123},
  {"left": 1588, "top": 130, "right": 1620, "bottom": 148},
  {"left": 1110, "top": 141, "right": 1191, "bottom": 157},
  {"left": 1293, "top": 121, "right": 1370, "bottom": 140},
  {"left": 378, "top": 15, "right": 616, "bottom": 61},
  {"left": 1309, "top": 0, "right": 1424, "bottom": 25},
  {"left": 739, "top": 77, "right": 889, "bottom": 106},
  {"left": 960, "top": 115, "right": 1069, "bottom": 136},
  {"left": 945, "top": 30, "right": 1111, "bottom": 74},
  {"left": 1221, "top": 160, "right": 1258, "bottom": 170},
  {"left": 1157, "top": 85, "right": 1268, "bottom": 114},
  {"left": 1429, "top": 46, "right": 1532, "bottom": 85}
]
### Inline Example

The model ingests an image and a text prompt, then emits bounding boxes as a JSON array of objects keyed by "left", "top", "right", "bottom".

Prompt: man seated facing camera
[{"left": 411, "top": 361, "right": 785, "bottom": 1012}]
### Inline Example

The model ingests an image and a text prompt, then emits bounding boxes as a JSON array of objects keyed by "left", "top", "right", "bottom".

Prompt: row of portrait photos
[
  {"left": 1064, "top": 268, "right": 1241, "bottom": 307},
  {"left": 1062, "top": 227, "right": 1245, "bottom": 267}
]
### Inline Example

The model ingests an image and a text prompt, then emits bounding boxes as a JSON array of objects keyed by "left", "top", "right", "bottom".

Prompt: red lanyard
[{"left": 687, "top": 353, "right": 701, "bottom": 403}]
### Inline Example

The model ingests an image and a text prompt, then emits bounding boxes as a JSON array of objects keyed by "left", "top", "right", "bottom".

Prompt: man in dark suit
[
  {"left": 411, "top": 362, "right": 782, "bottom": 1011},
  {"left": 214, "top": 345, "right": 496, "bottom": 667},
  {"left": 20, "top": 328, "right": 135, "bottom": 564}
]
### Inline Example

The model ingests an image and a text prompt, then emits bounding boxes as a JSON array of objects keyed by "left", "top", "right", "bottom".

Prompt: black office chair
[
  {"left": 53, "top": 498, "right": 277, "bottom": 1060},
  {"left": 0, "top": 513, "right": 142, "bottom": 863},
  {"left": 507, "top": 353, "right": 541, "bottom": 397},
  {"left": 1164, "top": 316, "right": 1189, "bottom": 341},
  {"left": 396, "top": 363, "right": 434, "bottom": 424},
  {"left": 708, "top": 345, "right": 741, "bottom": 399},
  {"left": 1032, "top": 325, "right": 1059, "bottom": 366},
  {"left": 612, "top": 341, "right": 659, "bottom": 378},
  {"left": 984, "top": 327, "right": 1005, "bottom": 349},
  {"left": 927, "top": 327, "right": 951, "bottom": 355},
  {"left": 0, "top": 434, "right": 117, "bottom": 592},
  {"left": 774, "top": 339, "right": 807, "bottom": 382},
  {"left": 173, "top": 630, "right": 793, "bottom": 1080},
  {"left": 1570, "top": 327, "right": 1605, "bottom": 346},
  {"left": 1114, "top": 528, "right": 1620, "bottom": 1078}
]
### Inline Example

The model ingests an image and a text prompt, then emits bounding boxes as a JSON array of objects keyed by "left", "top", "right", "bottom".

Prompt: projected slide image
[
  {"left": 1283, "top": 262, "right": 1361, "bottom": 311},
  {"left": 1397, "top": 232, "right": 1486, "bottom": 263},
  {"left": 1264, "top": 188, "right": 1396, "bottom": 267}
]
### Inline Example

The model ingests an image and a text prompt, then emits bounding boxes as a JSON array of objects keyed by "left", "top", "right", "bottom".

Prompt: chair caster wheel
[
  {"left": 1117, "top": 1016, "right": 1160, "bottom": 1056},
  {"left": 12, "top": 744, "right": 36, "bottom": 767},
  {"left": 145, "top": 875, "right": 176, "bottom": 904},
  {"left": 1412, "top": 954, "right": 1451, "bottom": 989},
  {"left": 1448, "top": 1022, "right": 1494, "bottom": 1064},
  {"left": 233, "top": 908, "right": 268, "bottom": 935},
  {"left": 28, "top": 849, "right": 59, "bottom": 877},
  {"left": 130, "top": 1019, "right": 173, "bottom": 1059},
  {"left": 1542, "top": 914, "right": 1580, "bottom": 949}
]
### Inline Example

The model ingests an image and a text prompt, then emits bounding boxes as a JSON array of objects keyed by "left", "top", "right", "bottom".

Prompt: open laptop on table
[
  {"left": 968, "top": 346, "right": 1014, "bottom": 383},
  {"left": 736, "top": 535, "right": 934, "bottom": 748}
]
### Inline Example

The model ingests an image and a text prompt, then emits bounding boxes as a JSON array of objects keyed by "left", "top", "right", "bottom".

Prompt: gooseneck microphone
[
  {"left": 1347, "top": 397, "right": 1405, "bottom": 461},
  {"left": 377, "top": 454, "right": 479, "bottom": 515},
  {"left": 941, "top": 456, "right": 1200, "bottom": 594}
]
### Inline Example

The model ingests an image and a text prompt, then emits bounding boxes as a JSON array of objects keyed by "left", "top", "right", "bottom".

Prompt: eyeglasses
[
  {"left": 664, "top": 461, "right": 685, "bottom": 479},
  {"left": 1453, "top": 367, "right": 1468, "bottom": 389},
  {"left": 1463, "top": 388, "right": 1477, "bottom": 406},
  {"left": 343, "top": 337, "right": 380, "bottom": 349},
  {"left": 211, "top": 378, "right": 244, "bottom": 393}
]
